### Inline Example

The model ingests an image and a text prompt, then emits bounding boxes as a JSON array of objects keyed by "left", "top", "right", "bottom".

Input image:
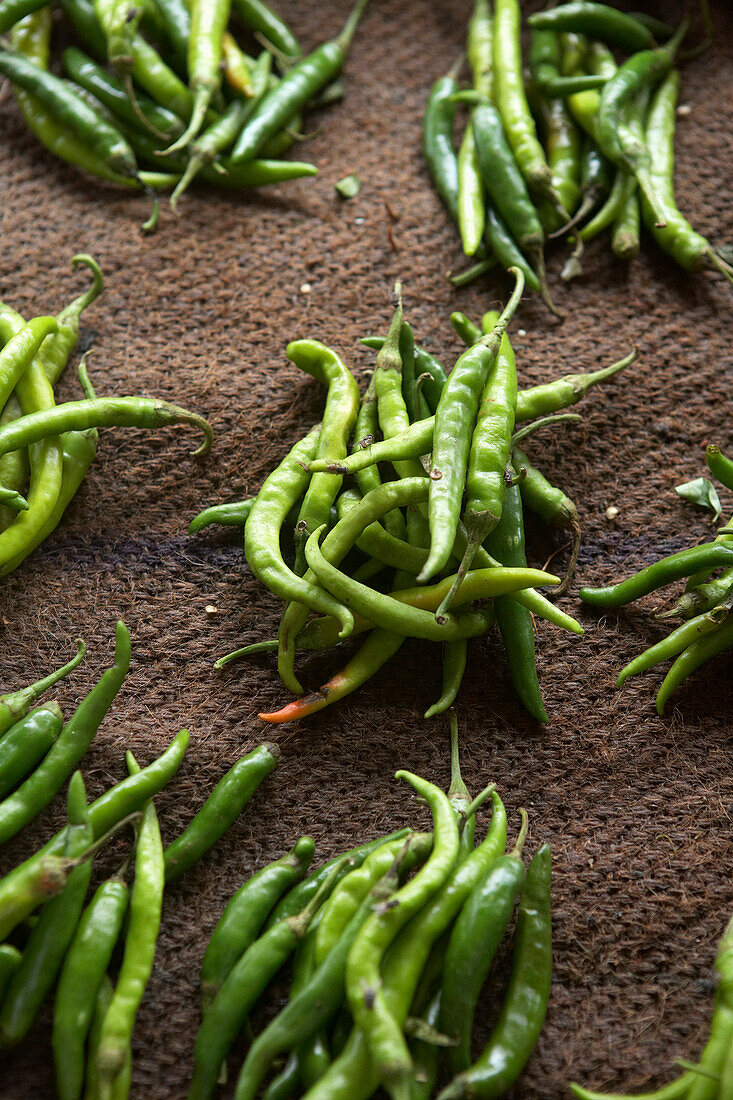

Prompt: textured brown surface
[{"left": 0, "top": 0, "right": 732, "bottom": 1096}]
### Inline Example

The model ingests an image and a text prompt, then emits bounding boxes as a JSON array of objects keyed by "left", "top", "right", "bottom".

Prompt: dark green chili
[
  {"left": 528, "top": 3, "right": 656, "bottom": 51},
  {"left": 0, "top": 704, "right": 63, "bottom": 800},
  {"left": 655, "top": 618, "right": 733, "bottom": 716},
  {"left": 423, "top": 57, "right": 462, "bottom": 225},
  {"left": 231, "top": 0, "right": 367, "bottom": 164},
  {"left": 164, "top": 742, "right": 280, "bottom": 882},
  {"left": 438, "top": 842, "right": 552, "bottom": 1099},
  {"left": 230, "top": 0, "right": 300, "bottom": 58},
  {"left": 580, "top": 543, "right": 733, "bottom": 609},
  {"left": 201, "top": 836, "right": 315, "bottom": 1010}
]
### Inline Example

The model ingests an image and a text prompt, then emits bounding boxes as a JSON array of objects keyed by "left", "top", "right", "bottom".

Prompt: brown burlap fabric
[{"left": 0, "top": 0, "right": 731, "bottom": 1095}]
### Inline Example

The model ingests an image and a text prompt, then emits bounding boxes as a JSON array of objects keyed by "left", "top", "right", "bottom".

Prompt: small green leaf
[
  {"left": 675, "top": 477, "right": 722, "bottom": 522},
  {"left": 335, "top": 173, "right": 362, "bottom": 199}
]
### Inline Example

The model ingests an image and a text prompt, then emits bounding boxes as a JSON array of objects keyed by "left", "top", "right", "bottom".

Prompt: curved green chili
[
  {"left": 0, "top": 704, "right": 63, "bottom": 800},
  {"left": 617, "top": 607, "right": 729, "bottom": 687},
  {"left": 581, "top": 543, "right": 733, "bottom": 609},
  {"left": 655, "top": 618, "right": 733, "bottom": 715},
  {"left": 528, "top": 4, "right": 655, "bottom": 50},
  {"left": 229, "top": 0, "right": 300, "bottom": 59},
  {"left": 0, "top": 640, "right": 84, "bottom": 737},
  {"left": 425, "top": 641, "right": 468, "bottom": 719}
]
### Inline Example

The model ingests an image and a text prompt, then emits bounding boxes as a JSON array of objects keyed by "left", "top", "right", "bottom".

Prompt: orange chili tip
[{"left": 259, "top": 692, "right": 328, "bottom": 724}]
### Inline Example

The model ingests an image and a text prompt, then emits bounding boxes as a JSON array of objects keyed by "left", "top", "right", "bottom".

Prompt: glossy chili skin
[
  {"left": 244, "top": 425, "right": 353, "bottom": 636},
  {"left": 0, "top": 45, "right": 139, "bottom": 177},
  {"left": 95, "top": 751, "right": 165, "bottom": 1096},
  {"left": 346, "top": 775, "right": 459, "bottom": 1090},
  {"left": 440, "top": 816, "right": 528, "bottom": 1072},
  {"left": 0, "top": 772, "right": 93, "bottom": 1048},
  {"left": 164, "top": 742, "right": 280, "bottom": 882},
  {"left": 423, "top": 61, "right": 461, "bottom": 224},
  {"left": 706, "top": 445, "right": 733, "bottom": 492},
  {"left": 230, "top": 0, "right": 300, "bottom": 58},
  {"left": 300, "top": 793, "right": 508, "bottom": 1100},
  {"left": 360, "top": 337, "right": 447, "bottom": 413},
  {"left": 52, "top": 874, "right": 129, "bottom": 1100},
  {"left": 162, "top": 0, "right": 232, "bottom": 155},
  {"left": 484, "top": 206, "right": 541, "bottom": 294},
  {"left": 426, "top": 640, "right": 468, "bottom": 719},
  {"left": 581, "top": 543, "right": 733, "bottom": 609},
  {"left": 438, "top": 843, "right": 552, "bottom": 1099},
  {"left": 277, "top": 339, "right": 360, "bottom": 691},
  {"left": 0, "top": 316, "right": 57, "bottom": 411},
  {"left": 190, "top": 874, "right": 336, "bottom": 1100},
  {"left": 494, "top": 0, "right": 556, "bottom": 205},
  {"left": 486, "top": 480, "right": 549, "bottom": 725},
  {"left": 202, "top": 836, "right": 316, "bottom": 1008},
  {"left": 655, "top": 618, "right": 733, "bottom": 717},
  {"left": 0, "top": 704, "right": 63, "bottom": 800},
  {"left": 235, "top": 868, "right": 401, "bottom": 1100},
  {"left": 528, "top": 3, "right": 655, "bottom": 51},
  {"left": 0, "top": 620, "right": 130, "bottom": 846},
  {"left": 617, "top": 608, "right": 727, "bottom": 688},
  {"left": 231, "top": 0, "right": 366, "bottom": 163}
]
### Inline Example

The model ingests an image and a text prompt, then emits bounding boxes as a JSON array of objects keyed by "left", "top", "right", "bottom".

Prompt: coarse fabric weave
[{"left": 0, "top": 1, "right": 731, "bottom": 1096}]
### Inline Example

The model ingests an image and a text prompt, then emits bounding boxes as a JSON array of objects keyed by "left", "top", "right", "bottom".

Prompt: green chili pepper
[
  {"left": 190, "top": 861, "right": 345, "bottom": 1100},
  {"left": 536, "top": 91, "right": 582, "bottom": 234},
  {"left": 612, "top": 189, "right": 641, "bottom": 259},
  {"left": 93, "top": 0, "right": 143, "bottom": 75},
  {"left": 420, "top": 269, "right": 524, "bottom": 583},
  {"left": 494, "top": 0, "right": 563, "bottom": 211},
  {"left": 161, "top": 0, "right": 232, "bottom": 154},
  {"left": 346, "top": 775, "right": 459, "bottom": 1091},
  {"left": 597, "top": 24, "right": 687, "bottom": 227},
  {"left": 201, "top": 836, "right": 315, "bottom": 1010},
  {"left": 53, "top": 871, "right": 129, "bottom": 1100},
  {"left": 438, "top": 842, "right": 552, "bottom": 1099},
  {"left": 566, "top": 41, "right": 616, "bottom": 139},
  {"left": 528, "top": 3, "right": 656, "bottom": 50},
  {"left": 0, "top": 772, "right": 93, "bottom": 1047},
  {"left": 706, "top": 445, "right": 733, "bottom": 492},
  {"left": 425, "top": 642, "right": 468, "bottom": 719},
  {"left": 0, "top": 395, "right": 29, "bottom": 533},
  {"left": 95, "top": 750, "right": 165, "bottom": 1097},
  {"left": 0, "top": 945, "right": 21, "bottom": 1002},
  {"left": 235, "top": 856, "right": 407, "bottom": 1100},
  {"left": 164, "top": 742, "right": 280, "bottom": 882},
  {"left": 454, "top": 313, "right": 517, "bottom": 607},
  {"left": 423, "top": 57, "right": 462, "bottom": 225},
  {"left": 440, "top": 811, "right": 529, "bottom": 1072},
  {"left": 641, "top": 71, "right": 733, "bottom": 281},
  {"left": 0, "top": 621, "right": 130, "bottom": 846},
  {"left": 229, "top": 0, "right": 300, "bottom": 59},
  {"left": 529, "top": 27, "right": 607, "bottom": 97},
  {"left": 189, "top": 498, "right": 253, "bottom": 533},
  {"left": 490, "top": 485, "right": 548, "bottom": 722},
  {"left": 230, "top": 0, "right": 367, "bottom": 164},
  {"left": 0, "top": 641, "right": 84, "bottom": 738},
  {"left": 244, "top": 425, "right": 353, "bottom": 638},
  {"left": 0, "top": 316, "right": 57, "bottom": 410},
  {"left": 581, "top": 543, "right": 733, "bottom": 609},
  {"left": 617, "top": 607, "right": 729, "bottom": 688},
  {"left": 0, "top": 394, "right": 212, "bottom": 458},
  {"left": 654, "top": 618, "right": 733, "bottom": 716},
  {"left": 277, "top": 339, "right": 360, "bottom": 692},
  {"left": 301, "top": 792, "right": 509, "bottom": 1100},
  {"left": 35, "top": 255, "right": 104, "bottom": 387},
  {"left": 483, "top": 205, "right": 542, "bottom": 294},
  {"left": 62, "top": 46, "right": 184, "bottom": 140},
  {"left": 0, "top": 704, "right": 64, "bottom": 799}
]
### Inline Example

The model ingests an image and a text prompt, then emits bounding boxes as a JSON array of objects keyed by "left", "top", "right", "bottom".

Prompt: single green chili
[
  {"left": 230, "top": 0, "right": 367, "bottom": 164},
  {"left": 164, "top": 742, "right": 280, "bottom": 882},
  {"left": 95, "top": 750, "right": 165, "bottom": 1097},
  {"left": 440, "top": 811, "right": 528, "bottom": 1072},
  {"left": 528, "top": 3, "right": 656, "bottom": 51},
  {"left": 189, "top": 498, "right": 253, "bottom": 533},
  {"left": 423, "top": 57, "right": 462, "bottom": 225},
  {"left": 52, "top": 871, "right": 129, "bottom": 1100},
  {"left": 421, "top": 268, "right": 524, "bottom": 583},
  {"left": 581, "top": 543, "right": 733, "bottom": 609},
  {"left": 0, "top": 704, "right": 63, "bottom": 800},
  {"left": 425, "top": 642, "right": 468, "bottom": 719},
  {"left": 229, "top": 0, "right": 300, "bottom": 59},
  {"left": 706, "top": 445, "right": 733, "bottom": 492}
]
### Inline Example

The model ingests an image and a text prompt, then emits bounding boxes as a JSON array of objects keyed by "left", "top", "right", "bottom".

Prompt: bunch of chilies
[
  {"left": 189, "top": 716, "right": 552, "bottom": 1100},
  {"left": 0, "top": 255, "right": 211, "bottom": 577},
  {"left": 0, "top": 0, "right": 366, "bottom": 231},
  {"left": 192, "top": 269, "right": 635, "bottom": 724},
  {"left": 580, "top": 443, "right": 733, "bottom": 716},
  {"left": 423, "top": 0, "right": 732, "bottom": 309},
  {"left": 0, "top": 619, "right": 281, "bottom": 1099}
]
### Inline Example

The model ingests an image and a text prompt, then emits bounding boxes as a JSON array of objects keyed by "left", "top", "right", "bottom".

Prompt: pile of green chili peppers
[
  {"left": 0, "top": 619, "right": 280, "bottom": 1099},
  {"left": 0, "top": 255, "right": 212, "bottom": 577},
  {"left": 572, "top": 908, "right": 733, "bottom": 1100},
  {"left": 193, "top": 274, "right": 634, "bottom": 724},
  {"left": 424, "top": 0, "right": 732, "bottom": 301},
  {"left": 188, "top": 716, "right": 552, "bottom": 1100},
  {"left": 0, "top": 0, "right": 367, "bottom": 231},
  {"left": 581, "top": 443, "right": 733, "bottom": 716}
]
